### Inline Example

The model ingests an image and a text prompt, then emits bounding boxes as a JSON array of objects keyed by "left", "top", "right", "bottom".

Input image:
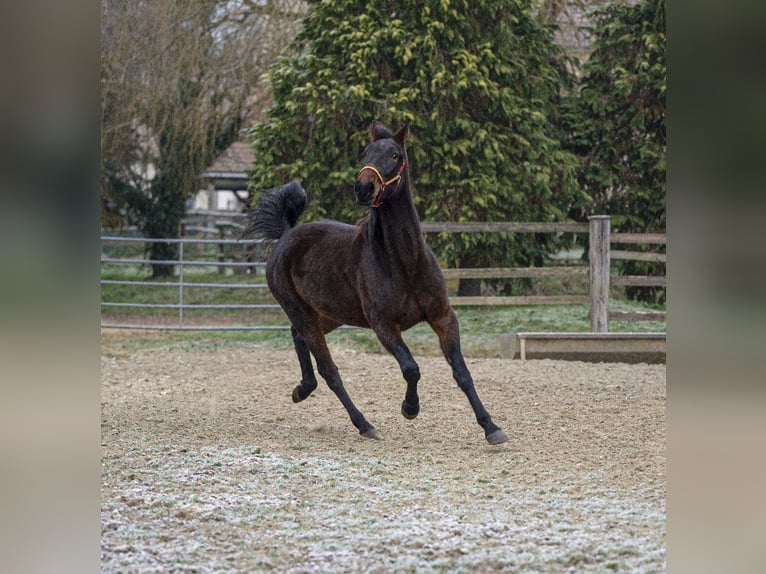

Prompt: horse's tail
[{"left": 243, "top": 180, "right": 307, "bottom": 241}]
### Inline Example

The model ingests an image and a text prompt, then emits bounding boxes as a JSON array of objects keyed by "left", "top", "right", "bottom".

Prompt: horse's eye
[{"left": 391, "top": 152, "right": 399, "bottom": 161}]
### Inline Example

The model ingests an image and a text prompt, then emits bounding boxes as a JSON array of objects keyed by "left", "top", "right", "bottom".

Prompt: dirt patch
[{"left": 101, "top": 343, "right": 665, "bottom": 572}]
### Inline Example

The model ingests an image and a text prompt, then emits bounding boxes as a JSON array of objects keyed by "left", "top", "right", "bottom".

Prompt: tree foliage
[
  {"left": 101, "top": 0, "right": 302, "bottom": 276},
  {"left": 249, "top": 0, "right": 585, "bottom": 292},
  {"left": 534, "top": 0, "right": 636, "bottom": 62},
  {"left": 565, "top": 0, "right": 665, "bottom": 229},
  {"left": 563, "top": 0, "right": 665, "bottom": 301}
]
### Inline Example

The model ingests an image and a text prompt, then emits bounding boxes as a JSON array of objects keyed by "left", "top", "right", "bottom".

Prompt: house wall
[{"left": 191, "top": 189, "right": 243, "bottom": 211}]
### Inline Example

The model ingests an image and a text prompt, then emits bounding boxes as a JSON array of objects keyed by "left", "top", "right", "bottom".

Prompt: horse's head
[{"left": 355, "top": 122, "right": 408, "bottom": 207}]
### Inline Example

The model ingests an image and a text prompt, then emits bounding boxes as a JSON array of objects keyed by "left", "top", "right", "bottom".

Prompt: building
[{"left": 192, "top": 141, "right": 254, "bottom": 211}]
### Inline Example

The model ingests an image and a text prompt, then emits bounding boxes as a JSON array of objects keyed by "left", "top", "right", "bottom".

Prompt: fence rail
[
  {"left": 420, "top": 222, "right": 588, "bottom": 233},
  {"left": 101, "top": 215, "right": 665, "bottom": 332}
]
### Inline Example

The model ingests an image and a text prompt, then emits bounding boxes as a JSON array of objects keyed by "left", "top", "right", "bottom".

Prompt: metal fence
[{"left": 101, "top": 236, "right": 287, "bottom": 331}]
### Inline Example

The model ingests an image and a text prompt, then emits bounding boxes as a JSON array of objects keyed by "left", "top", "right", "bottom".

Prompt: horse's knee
[
  {"left": 455, "top": 375, "right": 475, "bottom": 393},
  {"left": 450, "top": 355, "right": 474, "bottom": 388},
  {"left": 317, "top": 363, "right": 341, "bottom": 388},
  {"left": 451, "top": 360, "right": 477, "bottom": 393},
  {"left": 316, "top": 363, "right": 329, "bottom": 378}
]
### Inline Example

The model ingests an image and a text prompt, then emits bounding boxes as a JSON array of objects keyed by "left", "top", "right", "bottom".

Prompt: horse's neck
[{"left": 369, "top": 186, "right": 427, "bottom": 267}]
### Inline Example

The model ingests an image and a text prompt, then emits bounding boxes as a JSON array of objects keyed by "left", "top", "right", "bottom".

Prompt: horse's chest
[{"left": 363, "top": 273, "right": 435, "bottom": 326}]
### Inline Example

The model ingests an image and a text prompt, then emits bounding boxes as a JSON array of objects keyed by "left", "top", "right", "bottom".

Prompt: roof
[
  {"left": 201, "top": 141, "right": 254, "bottom": 191},
  {"left": 203, "top": 141, "right": 254, "bottom": 177}
]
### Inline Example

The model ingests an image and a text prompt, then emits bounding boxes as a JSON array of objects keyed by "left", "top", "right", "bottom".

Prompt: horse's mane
[
  {"left": 356, "top": 210, "right": 385, "bottom": 244},
  {"left": 356, "top": 211, "right": 375, "bottom": 241}
]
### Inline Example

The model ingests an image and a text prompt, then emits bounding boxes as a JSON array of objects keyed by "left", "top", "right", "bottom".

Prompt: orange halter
[{"left": 356, "top": 160, "right": 406, "bottom": 207}]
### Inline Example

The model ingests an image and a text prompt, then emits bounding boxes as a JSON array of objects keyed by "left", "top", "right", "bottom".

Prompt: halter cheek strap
[{"left": 356, "top": 161, "right": 406, "bottom": 207}]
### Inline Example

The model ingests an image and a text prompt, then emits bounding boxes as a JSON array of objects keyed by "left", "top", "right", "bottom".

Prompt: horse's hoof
[
  {"left": 361, "top": 427, "right": 381, "bottom": 440},
  {"left": 486, "top": 429, "right": 508, "bottom": 445},
  {"left": 401, "top": 400, "right": 420, "bottom": 420},
  {"left": 292, "top": 386, "right": 305, "bottom": 403}
]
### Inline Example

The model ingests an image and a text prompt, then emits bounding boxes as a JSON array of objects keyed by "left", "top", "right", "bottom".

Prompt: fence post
[
  {"left": 178, "top": 240, "right": 184, "bottom": 328},
  {"left": 216, "top": 222, "right": 227, "bottom": 275},
  {"left": 588, "top": 215, "right": 610, "bottom": 332}
]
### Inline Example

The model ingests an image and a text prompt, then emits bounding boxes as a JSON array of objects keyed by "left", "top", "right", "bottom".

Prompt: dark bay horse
[{"left": 245, "top": 121, "right": 507, "bottom": 445}]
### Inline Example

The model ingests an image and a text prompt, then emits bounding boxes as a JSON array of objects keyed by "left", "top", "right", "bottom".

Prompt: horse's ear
[
  {"left": 370, "top": 121, "right": 393, "bottom": 142},
  {"left": 393, "top": 124, "right": 409, "bottom": 147}
]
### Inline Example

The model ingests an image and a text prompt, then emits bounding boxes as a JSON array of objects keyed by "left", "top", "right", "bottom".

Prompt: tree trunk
[
  {"left": 143, "top": 178, "right": 185, "bottom": 278},
  {"left": 456, "top": 252, "right": 484, "bottom": 296},
  {"left": 457, "top": 277, "right": 482, "bottom": 296},
  {"left": 149, "top": 242, "right": 177, "bottom": 278}
]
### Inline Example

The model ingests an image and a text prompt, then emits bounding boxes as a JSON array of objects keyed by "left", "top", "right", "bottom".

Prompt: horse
[{"left": 244, "top": 121, "right": 508, "bottom": 445}]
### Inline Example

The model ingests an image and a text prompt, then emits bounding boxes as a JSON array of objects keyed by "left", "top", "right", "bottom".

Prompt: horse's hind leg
[
  {"left": 295, "top": 318, "right": 379, "bottom": 439},
  {"left": 374, "top": 327, "right": 421, "bottom": 419},
  {"left": 290, "top": 326, "right": 318, "bottom": 403},
  {"left": 429, "top": 310, "right": 508, "bottom": 445}
]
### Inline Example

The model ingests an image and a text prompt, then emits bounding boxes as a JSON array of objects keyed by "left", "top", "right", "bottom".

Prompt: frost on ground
[{"left": 101, "top": 344, "right": 666, "bottom": 573}]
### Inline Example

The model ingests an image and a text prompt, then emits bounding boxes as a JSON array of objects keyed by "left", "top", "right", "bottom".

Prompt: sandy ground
[{"left": 101, "top": 343, "right": 665, "bottom": 572}]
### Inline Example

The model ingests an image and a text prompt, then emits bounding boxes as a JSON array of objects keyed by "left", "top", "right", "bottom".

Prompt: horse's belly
[
  {"left": 312, "top": 292, "right": 370, "bottom": 329},
  {"left": 291, "top": 265, "right": 370, "bottom": 328}
]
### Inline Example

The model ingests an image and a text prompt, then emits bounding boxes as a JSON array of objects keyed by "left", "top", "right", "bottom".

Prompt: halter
[{"left": 356, "top": 160, "right": 406, "bottom": 208}]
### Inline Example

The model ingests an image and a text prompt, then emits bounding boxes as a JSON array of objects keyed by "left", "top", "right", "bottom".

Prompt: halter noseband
[{"left": 356, "top": 160, "right": 406, "bottom": 207}]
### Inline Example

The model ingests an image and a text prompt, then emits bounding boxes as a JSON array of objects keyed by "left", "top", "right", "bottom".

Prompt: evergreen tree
[
  {"left": 249, "top": 0, "right": 584, "bottom": 294},
  {"left": 564, "top": 0, "right": 666, "bottom": 302}
]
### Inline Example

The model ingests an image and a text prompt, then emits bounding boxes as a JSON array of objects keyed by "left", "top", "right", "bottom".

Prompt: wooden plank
[
  {"left": 516, "top": 331, "right": 666, "bottom": 339},
  {"left": 611, "top": 233, "right": 666, "bottom": 245},
  {"left": 611, "top": 275, "right": 666, "bottom": 287},
  {"left": 441, "top": 267, "right": 587, "bottom": 280},
  {"left": 609, "top": 311, "right": 666, "bottom": 322},
  {"left": 420, "top": 222, "right": 588, "bottom": 234},
  {"left": 450, "top": 295, "right": 589, "bottom": 306},
  {"left": 611, "top": 250, "right": 666, "bottom": 263},
  {"left": 502, "top": 331, "right": 666, "bottom": 363}
]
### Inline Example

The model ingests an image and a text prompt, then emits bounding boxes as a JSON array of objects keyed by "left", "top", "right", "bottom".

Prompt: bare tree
[{"left": 101, "top": 0, "right": 304, "bottom": 276}]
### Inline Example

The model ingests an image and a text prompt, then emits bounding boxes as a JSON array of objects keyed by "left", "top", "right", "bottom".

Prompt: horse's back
[
  {"left": 268, "top": 220, "right": 357, "bottom": 275},
  {"left": 279, "top": 219, "right": 357, "bottom": 245}
]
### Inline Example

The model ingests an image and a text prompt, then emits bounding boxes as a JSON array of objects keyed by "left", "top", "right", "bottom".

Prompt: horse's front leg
[
  {"left": 429, "top": 309, "right": 508, "bottom": 445},
  {"left": 374, "top": 326, "right": 421, "bottom": 420}
]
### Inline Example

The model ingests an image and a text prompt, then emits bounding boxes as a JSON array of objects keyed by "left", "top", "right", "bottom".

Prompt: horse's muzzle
[{"left": 354, "top": 180, "right": 377, "bottom": 206}]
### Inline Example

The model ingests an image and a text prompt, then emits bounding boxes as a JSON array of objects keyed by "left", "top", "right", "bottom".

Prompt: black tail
[{"left": 243, "top": 180, "right": 307, "bottom": 241}]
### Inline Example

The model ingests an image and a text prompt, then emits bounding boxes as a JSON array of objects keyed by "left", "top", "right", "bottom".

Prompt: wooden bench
[{"left": 498, "top": 332, "right": 666, "bottom": 364}]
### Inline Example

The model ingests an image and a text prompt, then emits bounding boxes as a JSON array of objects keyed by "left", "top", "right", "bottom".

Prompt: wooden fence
[{"left": 421, "top": 216, "right": 665, "bottom": 331}]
